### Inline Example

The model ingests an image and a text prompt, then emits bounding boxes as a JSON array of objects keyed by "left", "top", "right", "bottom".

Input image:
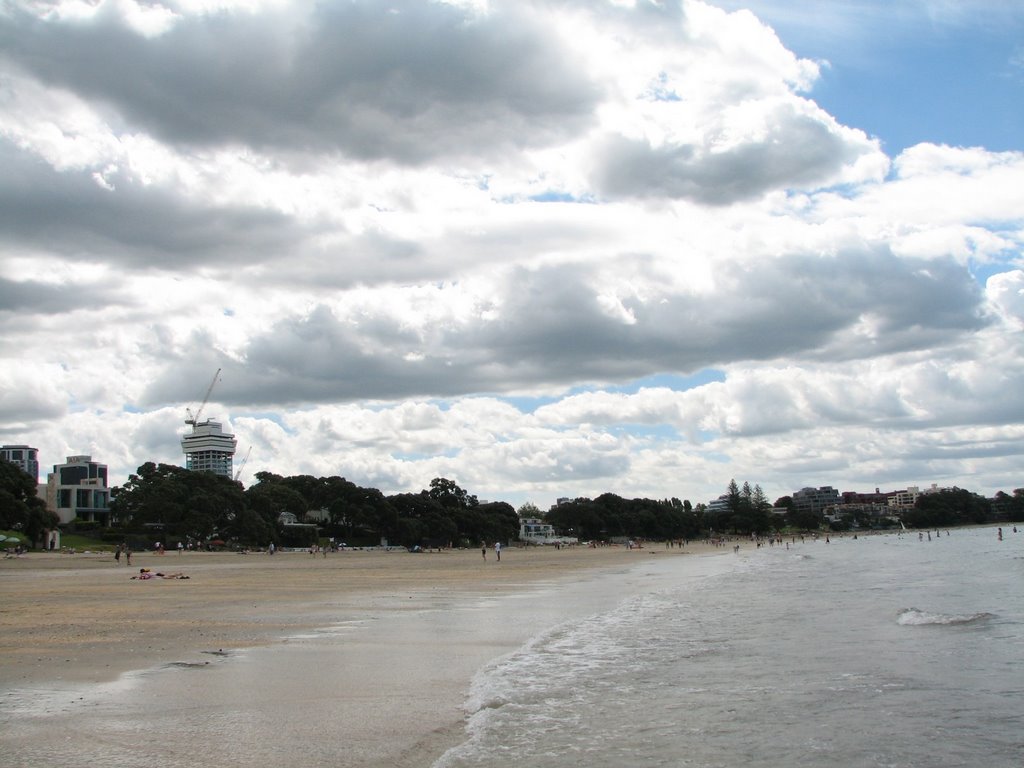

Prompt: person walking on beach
[
  {"left": 114, "top": 544, "right": 122, "bottom": 565},
  {"left": 495, "top": 541, "right": 501, "bottom": 562},
  {"left": 125, "top": 546, "right": 132, "bottom": 566},
  {"left": 481, "top": 542, "right": 487, "bottom": 560}
]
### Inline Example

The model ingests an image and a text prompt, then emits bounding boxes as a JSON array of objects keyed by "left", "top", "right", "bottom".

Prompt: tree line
[
  {"left": 2, "top": 456, "right": 1022, "bottom": 549},
  {"left": 106, "top": 464, "right": 520, "bottom": 549}
]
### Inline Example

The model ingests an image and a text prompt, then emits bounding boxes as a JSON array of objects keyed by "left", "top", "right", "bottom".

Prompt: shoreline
[
  {"left": 0, "top": 543, "right": 722, "bottom": 687},
  {"left": 1, "top": 542, "right": 733, "bottom": 768}
]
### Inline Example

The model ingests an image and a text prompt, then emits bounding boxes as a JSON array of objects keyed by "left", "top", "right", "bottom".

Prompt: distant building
[
  {"left": 520, "top": 517, "right": 578, "bottom": 545},
  {"left": 888, "top": 486, "right": 921, "bottom": 509},
  {"left": 792, "top": 486, "right": 840, "bottom": 516},
  {"left": 181, "top": 420, "right": 237, "bottom": 478},
  {"left": 827, "top": 502, "right": 892, "bottom": 520},
  {"left": 705, "top": 495, "right": 731, "bottom": 514},
  {"left": 305, "top": 507, "right": 330, "bottom": 523},
  {"left": 520, "top": 517, "right": 555, "bottom": 542},
  {"left": 837, "top": 487, "right": 893, "bottom": 520},
  {"left": 277, "top": 511, "right": 318, "bottom": 545},
  {"left": 1, "top": 444, "right": 40, "bottom": 482},
  {"left": 46, "top": 455, "right": 110, "bottom": 525},
  {"left": 841, "top": 488, "right": 889, "bottom": 506}
]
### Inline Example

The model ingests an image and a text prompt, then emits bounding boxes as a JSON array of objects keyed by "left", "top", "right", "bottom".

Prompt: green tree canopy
[
  {"left": 387, "top": 491, "right": 455, "bottom": 546},
  {"left": 428, "top": 477, "right": 478, "bottom": 509},
  {"left": 0, "top": 459, "right": 57, "bottom": 547},
  {"left": 517, "top": 501, "right": 541, "bottom": 518},
  {"left": 903, "top": 488, "right": 991, "bottom": 528},
  {"left": 111, "top": 463, "right": 249, "bottom": 544},
  {"left": 543, "top": 494, "right": 699, "bottom": 542}
]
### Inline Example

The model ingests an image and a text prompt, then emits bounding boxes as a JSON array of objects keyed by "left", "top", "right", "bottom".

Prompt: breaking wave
[{"left": 897, "top": 608, "right": 995, "bottom": 626}]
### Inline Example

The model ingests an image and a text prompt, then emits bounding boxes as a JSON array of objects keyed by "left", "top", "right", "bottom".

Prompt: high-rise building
[
  {"left": 1, "top": 444, "right": 40, "bottom": 482},
  {"left": 46, "top": 455, "right": 110, "bottom": 525},
  {"left": 181, "top": 420, "right": 237, "bottom": 478}
]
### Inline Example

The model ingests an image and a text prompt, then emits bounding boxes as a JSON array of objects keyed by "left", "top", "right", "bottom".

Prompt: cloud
[
  {"left": 126, "top": 239, "right": 992, "bottom": 414},
  {"left": 593, "top": 100, "right": 879, "bottom": 204},
  {"left": 987, "top": 270, "right": 1024, "bottom": 330},
  {"left": 0, "top": 139, "right": 311, "bottom": 271},
  {"left": 0, "top": 0, "right": 600, "bottom": 164},
  {"left": 0, "top": 366, "right": 68, "bottom": 430},
  {"left": 1, "top": 0, "right": 1022, "bottom": 508}
]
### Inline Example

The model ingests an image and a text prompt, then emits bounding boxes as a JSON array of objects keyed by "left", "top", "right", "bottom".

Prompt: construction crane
[
  {"left": 185, "top": 367, "right": 222, "bottom": 427},
  {"left": 234, "top": 446, "right": 251, "bottom": 482}
]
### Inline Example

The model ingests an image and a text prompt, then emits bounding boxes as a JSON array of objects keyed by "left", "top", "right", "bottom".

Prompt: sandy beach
[{"left": 1, "top": 542, "right": 723, "bottom": 768}]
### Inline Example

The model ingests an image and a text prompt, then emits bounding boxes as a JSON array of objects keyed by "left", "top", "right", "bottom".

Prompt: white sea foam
[{"left": 897, "top": 607, "right": 995, "bottom": 626}]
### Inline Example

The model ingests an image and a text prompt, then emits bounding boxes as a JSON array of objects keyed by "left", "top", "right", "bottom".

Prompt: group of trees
[
  {"left": 106, "top": 470, "right": 785, "bottom": 548},
  {"left": 4, "top": 453, "right": 1023, "bottom": 550},
  {"left": 544, "top": 494, "right": 700, "bottom": 541},
  {"left": 900, "top": 487, "right": 1019, "bottom": 528},
  {"left": 111, "top": 463, "right": 264, "bottom": 545},
  {"left": 0, "top": 460, "right": 58, "bottom": 545},
  {"left": 705, "top": 479, "right": 777, "bottom": 535},
  {"left": 106, "top": 465, "right": 519, "bottom": 549},
  {"left": 992, "top": 489, "right": 1024, "bottom": 523}
]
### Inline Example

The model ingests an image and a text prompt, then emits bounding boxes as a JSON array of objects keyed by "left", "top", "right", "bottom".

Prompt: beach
[
  {"left": 4, "top": 531, "right": 1019, "bottom": 768},
  {"left": 0, "top": 542, "right": 720, "bottom": 767}
]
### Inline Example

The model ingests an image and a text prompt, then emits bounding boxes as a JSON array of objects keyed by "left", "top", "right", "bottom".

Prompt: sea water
[{"left": 436, "top": 527, "right": 1024, "bottom": 768}]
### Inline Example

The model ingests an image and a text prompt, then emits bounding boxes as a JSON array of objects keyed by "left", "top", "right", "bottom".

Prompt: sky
[{"left": 1, "top": 0, "right": 1022, "bottom": 511}]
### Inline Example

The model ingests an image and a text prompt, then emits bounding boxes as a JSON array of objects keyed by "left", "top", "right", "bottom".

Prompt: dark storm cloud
[
  {"left": 0, "top": 1, "right": 600, "bottom": 164},
  {"left": 0, "top": 141, "right": 306, "bottom": 269},
  {"left": 141, "top": 246, "right": 991, "bottom": 408},
  {"left": 593, "top": 103, "right": 868, "bottom": 204}
]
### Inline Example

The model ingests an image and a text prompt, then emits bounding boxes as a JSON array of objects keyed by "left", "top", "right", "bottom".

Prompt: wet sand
[{"left": 0, "top": 543, "right": 722, "bottom": 767}]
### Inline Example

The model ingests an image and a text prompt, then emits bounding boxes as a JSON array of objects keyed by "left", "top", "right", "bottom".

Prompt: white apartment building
[
  {"left": 46, "top": 455, "right": 110, "bottom": 525},
  {"left": 520, "top": 517, "right": 556, "bottom": 542},
  {"left": 888, "top": 486, "right": 921, "bottom": 509}
]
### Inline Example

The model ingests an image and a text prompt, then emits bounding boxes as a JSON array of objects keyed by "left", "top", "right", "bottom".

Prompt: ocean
[
  {"left": 437, "top": 526, "right": 1023, "bottom": 768},
  {"left": 2, "top": 526, "right": 1020, "bottom": 767}
]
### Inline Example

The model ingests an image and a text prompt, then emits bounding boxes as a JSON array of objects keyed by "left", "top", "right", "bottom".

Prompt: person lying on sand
[{"left": 131, "top": 568, "right": 190, "bottom": 580}]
